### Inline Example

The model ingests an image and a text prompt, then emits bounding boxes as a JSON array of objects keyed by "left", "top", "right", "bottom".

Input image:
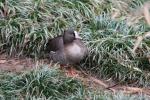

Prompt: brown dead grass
[{"left": 132, "top": 1, "right": 150, "bottom": 54}]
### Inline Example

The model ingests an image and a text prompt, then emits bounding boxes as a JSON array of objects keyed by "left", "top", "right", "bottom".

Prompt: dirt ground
[
  {"left": 0, "top": 54, "right": 51, "bottom": 72},
  {"left": 0, "top": 53, "right": 150, "bottom": 96},
  {"left": 0, "top": 54, "right": 33, "bottom": 72}
]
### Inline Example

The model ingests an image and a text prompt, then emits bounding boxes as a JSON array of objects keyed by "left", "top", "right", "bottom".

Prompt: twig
[
  {"left": 132, "top": 36, "right": 143, "bottom": 54},
  {"left": 132, "top": 2, "right": 150, "bottom": 53},
  {"left": 89, "top": 76, "right": 115, "bottom": 92},
  {"left": 132, "top": 32, "right": 150, "bottom": 53},
  {"left": 144, "top": 1, "right": 150, "bottom": 26},
  {"left": 116, "top": 86, "right": 150, "bottom": 95}
]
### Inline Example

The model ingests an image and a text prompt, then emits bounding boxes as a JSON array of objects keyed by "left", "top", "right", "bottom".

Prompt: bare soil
[{"left": 0, "top": 54, "right": 49, "bottom": 72}]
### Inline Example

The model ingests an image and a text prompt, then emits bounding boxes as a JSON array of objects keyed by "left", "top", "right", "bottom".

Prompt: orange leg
[
  {"left": 60, "top": 64, "right": 66, "bottom": 70},
  {"left": 59, "top": 64, "right": 78, "bottom": 77},
  {"left": 66, "top": 67, "right": 79, "bottom": 77}
]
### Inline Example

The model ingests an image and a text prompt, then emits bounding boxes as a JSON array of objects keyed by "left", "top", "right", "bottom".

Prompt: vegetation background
[{"left": 0, "top": 0, "right": 150, "bottom": 99}]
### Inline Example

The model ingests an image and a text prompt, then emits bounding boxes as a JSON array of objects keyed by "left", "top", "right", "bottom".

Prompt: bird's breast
[
  {"left": 64, "top": 39, "right": 88, "bottom": 64},
  {"left": 65, "top": 43, "right": 82, "bottom": 58}
]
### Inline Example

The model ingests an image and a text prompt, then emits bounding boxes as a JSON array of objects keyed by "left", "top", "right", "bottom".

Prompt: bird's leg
[
  {"left": 59, "top": 64, "right": 79, "bottom": 77},
  {"left": 59, "top": 64, "right": 67, "bottom": 72},
  {"left": 66, "top": 66, "right": 79, "bottom": 77}
]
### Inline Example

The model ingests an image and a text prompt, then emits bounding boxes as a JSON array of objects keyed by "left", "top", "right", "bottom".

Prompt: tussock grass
[
  {"left": 1, "top": 0, "right": 150, "bottom": 88},
  {"left": 0, "top": 0, "right": 105, "bottom": 56},
  {"left": 81, "top": 14, "right": 150, "bottom": 83},
  {"left": 0, "top": 66, "right": 84, "bottom": 99},
  {"left": 0, "top": 66, "right": 150, "bottom": 100}
]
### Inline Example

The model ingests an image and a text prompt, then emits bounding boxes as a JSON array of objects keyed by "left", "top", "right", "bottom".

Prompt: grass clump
[
  {"left": 0, "top": 66, "right": 150, "bottom": 100},
  {"left": 0, "top": 0, "right": 106, "bottom": 57},
  {"left": 81, "top": 14, "right": 150, "bottom": 85},
  {"left": 0, "top": 66, "right": 84, "bottom": 99},
  {"left": 1, "top": 0, "right": 150, "bottom": 89}
]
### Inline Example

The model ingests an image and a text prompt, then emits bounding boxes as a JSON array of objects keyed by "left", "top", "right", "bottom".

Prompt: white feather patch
[{"left": 74, "top": 31, "right": 82, "bottom": 39}]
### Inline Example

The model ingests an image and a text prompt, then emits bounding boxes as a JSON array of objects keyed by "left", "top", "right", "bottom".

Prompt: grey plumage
[{"left": 46, "top": 29, "right": 88, "bottom": 65}]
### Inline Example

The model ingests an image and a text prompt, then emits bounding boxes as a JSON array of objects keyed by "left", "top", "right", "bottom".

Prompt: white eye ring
[{"left": 74, "top": 31, "right": 82, "bottom": 39}]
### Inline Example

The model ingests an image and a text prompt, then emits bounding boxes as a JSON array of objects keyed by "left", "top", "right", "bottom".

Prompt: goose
[{"left": 46, "top": 29, "right": 88, "bottom": 76}]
